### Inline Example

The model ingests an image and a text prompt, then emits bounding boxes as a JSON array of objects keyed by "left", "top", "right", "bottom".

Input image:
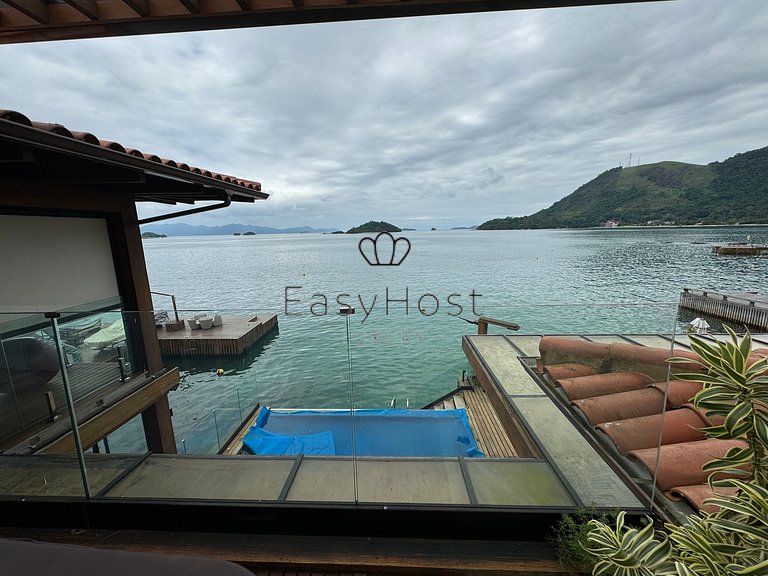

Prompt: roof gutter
[{"left": 138, "top": 192, "right": 232, "bottom": 225}]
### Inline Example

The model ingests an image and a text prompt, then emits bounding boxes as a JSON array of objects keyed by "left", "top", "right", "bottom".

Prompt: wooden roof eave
[
  {"left": 0, "top": 118, "right": 268, "bottom": 203},
  {"left": 0, "top": 0, "right": 673, "bottom": 45}
]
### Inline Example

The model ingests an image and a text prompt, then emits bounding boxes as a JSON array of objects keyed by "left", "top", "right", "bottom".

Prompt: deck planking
[
  {"left": 432, "top": 386, "right": 517, "bottom": 458},
  {"left": 157, "top": 314, "right": 277, "bottom": 356}
]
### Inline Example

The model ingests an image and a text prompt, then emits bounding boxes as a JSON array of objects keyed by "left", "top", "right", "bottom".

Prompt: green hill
[
  {"left": 346, "top": 221, "right": 401, "bottom": 234},
  {"left": 478, "top": 146, "right": 768, "bottom": 229}
]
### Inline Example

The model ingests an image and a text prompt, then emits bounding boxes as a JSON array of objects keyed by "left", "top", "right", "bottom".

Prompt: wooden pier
[
  {"left": 157, "top": 314, "right": 277, "bottom": 356},
  {"left": 679, "top": 289, "right": 768, "bottom": 331}
]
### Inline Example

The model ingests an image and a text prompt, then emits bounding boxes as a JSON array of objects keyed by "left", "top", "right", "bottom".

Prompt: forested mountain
[{"left": 478, "top": 146, "right": 768, "bottom": 229}]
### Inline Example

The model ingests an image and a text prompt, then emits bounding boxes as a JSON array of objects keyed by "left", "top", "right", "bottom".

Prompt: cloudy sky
[{"left": 2, "top": 0, "right": 767, "bottom": 230}]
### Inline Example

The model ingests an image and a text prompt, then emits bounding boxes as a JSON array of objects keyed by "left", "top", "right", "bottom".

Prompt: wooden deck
[
  {"left": 157, "top": 314, "right": 277, "bottom": 356},
  {"left": 679, "top": 288, "right": 768, "bottom": 331},
  {"left": 433, "top": 387, "right": 517, "bottom": 458}
]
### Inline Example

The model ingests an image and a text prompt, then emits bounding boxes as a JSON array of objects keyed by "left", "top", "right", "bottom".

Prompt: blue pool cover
[{"left": 242, "top": 408, "right": 484, "bottom": 458}]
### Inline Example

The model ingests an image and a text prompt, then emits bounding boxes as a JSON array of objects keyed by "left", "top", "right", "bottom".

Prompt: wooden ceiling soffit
[
  {"left": 0, "top": 0, "right": 670, "bottom": 45},
  {"left": 122, "top": 0, "right": 150, "bottom": 17},
  {"left": 63, "top": 0, "right": 99, "bottom": 20},
  {"left": 3, "top": 0, "right": 48, "bottom": 23},
  {"left": 177, "top": 0, "right": 201, "bottom": 14}
]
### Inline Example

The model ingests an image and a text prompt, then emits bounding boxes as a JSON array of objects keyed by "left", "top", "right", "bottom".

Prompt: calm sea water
[{"left": 111, "top": 226, "right": 768, "bottom": 451}]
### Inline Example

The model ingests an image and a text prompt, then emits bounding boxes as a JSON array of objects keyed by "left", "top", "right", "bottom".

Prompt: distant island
[
  {"left": 141, "top": 231, "right": 166, "bottom": 239},
  {"left": 478, "top": 145, "right": 768, "bottom": 230},
  {"left": 140, "top": 223, "right": 337, "bottom": 236},
  {"left": 346, "top": 221, "right": 401, "bottom": 234}
]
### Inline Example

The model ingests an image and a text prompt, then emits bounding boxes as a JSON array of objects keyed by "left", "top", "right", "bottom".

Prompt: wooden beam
[
  {"left": 141, "top": 395, "right": 177, "bottom": 454},
  {"left": 0, "top": 528, "right": 567, "bottom": 575},
  {"left": 177, "top": 0, "right": 200, "bottom": 13},
  {"left": 235, "top": 0, "right": 250, "bottom": 9},
  {"left": 292, "top": 0, "right": 303, "bottom": 7},
  {"left": 39, "top": 368, "right": 179, "bottom": 454},
  {"left": 116, "top": 197, "right": 163, "bottom": 374},
  {"left": 62, "top": 0, "right": 99, "bottom": 19},
  {"left": 122, "top": 0, "right": 149, "bottom": 16},
  {"left": 2, "top": 0, "right": 48, "bottom": 23}
]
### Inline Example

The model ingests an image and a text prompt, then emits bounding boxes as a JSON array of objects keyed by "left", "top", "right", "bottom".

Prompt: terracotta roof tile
[
  {"left": 628, "top": 439, "right": 747, "bottom": 491},
  {"left": 597, "top": 407, "right": 708, "bottom": 455},
  {"left": 543, "top": 363, "right": 596, "bottom": 381},
  {"left": 0, "top": 109, "right": 261, "bottom": 192},
  {"left": 649, "top": 380, "right": 702, "bottom": 409},
  {"left": 558, "top": 371, "right": 653, "bottom": 401},
  {"left": 536, "top": 336, "right": 756, "bottom": 514},
  {"left": 572, "top": 387, "right": 667, "bottom": 425},
  {"left": 670, "top": 484, "right": 739, "bottom": 514},
  {"left": 99, "top": 140, "right": 127, "bottom": 153}
]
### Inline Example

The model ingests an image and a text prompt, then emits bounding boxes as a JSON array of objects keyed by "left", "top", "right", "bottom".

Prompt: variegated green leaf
[{"left": 731, "top": 559, "right": 768, "bottom": 576}]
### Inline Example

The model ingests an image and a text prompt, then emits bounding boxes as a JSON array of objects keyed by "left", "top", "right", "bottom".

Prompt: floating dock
[
  {"left": 157, "top": 314, "right": 277, "bottom": 356},
  {"left": 712, "top": 243, "right": 768, "bottom": 256},
  {"left": 679, "top": 289, "right": 768, "bottom": 331}
]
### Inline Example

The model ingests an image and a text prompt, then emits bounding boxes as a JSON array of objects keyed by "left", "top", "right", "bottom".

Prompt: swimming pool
[{"left": 243, "top": 408, "right": 483, "bottom": 458}]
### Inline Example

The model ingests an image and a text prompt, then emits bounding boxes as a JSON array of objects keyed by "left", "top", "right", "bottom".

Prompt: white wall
[{"left": 0, "top": 215, "right": 120, "bottom": 322}]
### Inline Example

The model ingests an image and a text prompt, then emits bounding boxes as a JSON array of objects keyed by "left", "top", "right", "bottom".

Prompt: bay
[{"left": 111, "top": 226, "right": 768, "bottom": 451}]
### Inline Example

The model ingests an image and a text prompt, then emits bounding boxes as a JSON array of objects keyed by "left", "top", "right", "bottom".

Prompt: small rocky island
[
  {"left": 346, "top": 220, "right": 401, "bottom": 234},
  {"left": 141, "top": 231, "right": 166, "bottom": 239}
]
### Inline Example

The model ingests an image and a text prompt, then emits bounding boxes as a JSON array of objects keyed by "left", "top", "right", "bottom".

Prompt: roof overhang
[
  {"left": 0, "top": 0, "right": 671, "bottom": 45},
  {"left": 0, "top": 116, "right": 268, "bottom": 206}
]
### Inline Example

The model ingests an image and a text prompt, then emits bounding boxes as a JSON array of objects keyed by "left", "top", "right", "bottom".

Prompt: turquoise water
[{"left": 113, "top": 226, "right": 768, "bottom": 451}]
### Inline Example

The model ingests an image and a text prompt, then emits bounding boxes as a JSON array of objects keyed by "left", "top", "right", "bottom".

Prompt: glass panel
[
  {"left": 0, "top": 311, "right": 88, "bottom": 499},
  {"left": 0, "top": 455, "right": 141, "bottom": 498},
  {"left": 356, "top": 459, "right": 470, "bottom": 504},
  {"left": 467, "top": 460, "right": 574, "bottom": 506},
  {"left": 103, "top": 455, "right": 294, "bottom": 500},
  {"left": 286, "top": 458, "right": 355, "bottom": 502}
]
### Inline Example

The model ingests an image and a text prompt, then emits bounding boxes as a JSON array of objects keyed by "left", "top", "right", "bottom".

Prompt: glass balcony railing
[{"left": 2, "top": 301, "right": 732, "bottom": 517}]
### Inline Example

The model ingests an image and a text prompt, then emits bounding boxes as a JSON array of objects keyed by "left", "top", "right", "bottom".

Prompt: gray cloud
[{"left": 1, "top": 0, "right": 767, "bottom": 230}]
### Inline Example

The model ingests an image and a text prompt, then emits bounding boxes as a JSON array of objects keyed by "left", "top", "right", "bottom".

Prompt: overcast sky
[{"left": 2, "top": 0, "right": 767, "bottom": 230}]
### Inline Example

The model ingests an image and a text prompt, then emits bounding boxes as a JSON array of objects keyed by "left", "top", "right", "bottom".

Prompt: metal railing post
[
  {"left": 212, "top": 409, "right": 221, "bottom": 449},
  {"left": 46, "top": 312, "right": 91, "bottom": 499}
]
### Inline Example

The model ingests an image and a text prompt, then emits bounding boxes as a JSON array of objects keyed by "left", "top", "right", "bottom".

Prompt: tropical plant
[
  {"left": 551, "top": 508, "right": 618, "bottom": 574},
  {"left": 672, "top": 326, "right": 768, "bottom": 488},
  {"left": 581, "top": 329, "right": 768, "bottom": 575},
  {"left": 584, "top": 512, "right": 672, "bottom": 576}
]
